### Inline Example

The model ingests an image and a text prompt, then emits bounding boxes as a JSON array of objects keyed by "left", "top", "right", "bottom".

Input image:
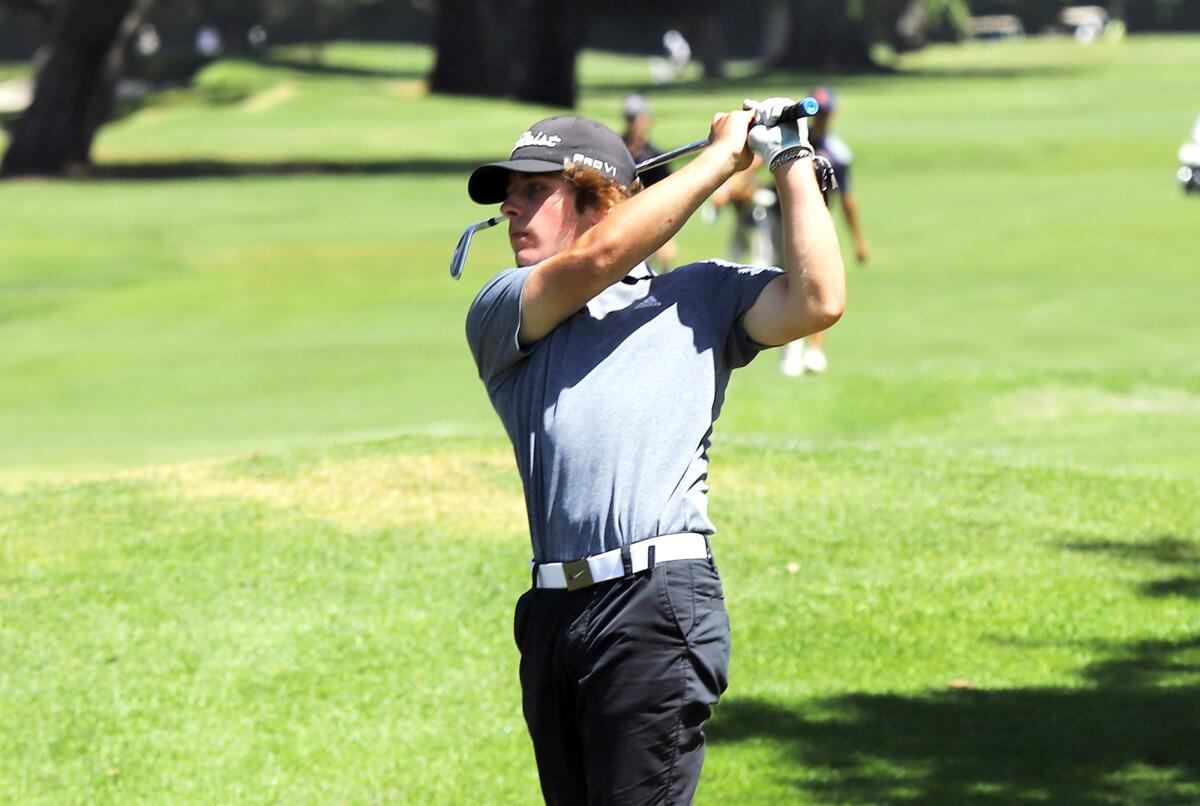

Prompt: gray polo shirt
[{"left": 466, "top": 260, "right": 781, "bottom": 563}]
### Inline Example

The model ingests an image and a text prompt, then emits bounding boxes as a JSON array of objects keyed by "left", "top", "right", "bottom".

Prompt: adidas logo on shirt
[{"left": 633, "top": 294, "right": 662, "bottom": 310}]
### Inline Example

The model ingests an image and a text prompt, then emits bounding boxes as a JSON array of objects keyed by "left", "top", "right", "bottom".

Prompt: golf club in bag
[{"left": 449, "top": 96, "right": 824, "bottom": 280}]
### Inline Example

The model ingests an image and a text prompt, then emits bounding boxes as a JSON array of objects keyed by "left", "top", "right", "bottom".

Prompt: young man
[{"left": 465, "top": 99, "right": 844, "bottom": 805}]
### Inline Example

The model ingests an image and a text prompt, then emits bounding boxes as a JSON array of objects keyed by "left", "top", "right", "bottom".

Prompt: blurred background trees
[
  {"left": 429, "top": 0, "right": 583, "bottom": 107},
  {"left": 2, "top": 0, "right": 1199, "bottom": 176},
  {"left": 1, "top": 0, "right": 155, "bottom": 176}
]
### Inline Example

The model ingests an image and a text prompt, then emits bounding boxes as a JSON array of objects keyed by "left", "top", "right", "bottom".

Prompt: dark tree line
[
  {"left": 4, "top": 0, "right": 1200, "bottom": 177},
  {"left": 428, "top": 0, "right": 728, "bottom": 105}
]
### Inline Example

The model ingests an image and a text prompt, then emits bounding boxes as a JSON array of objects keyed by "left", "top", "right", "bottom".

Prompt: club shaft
[{"left": 635, "top": 137, "right": 709, "bottom": 175}]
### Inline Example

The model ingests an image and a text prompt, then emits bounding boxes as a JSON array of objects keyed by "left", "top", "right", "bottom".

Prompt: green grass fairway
[{"left": 2, "top": 36, "right": 1199, "bottom": 804}]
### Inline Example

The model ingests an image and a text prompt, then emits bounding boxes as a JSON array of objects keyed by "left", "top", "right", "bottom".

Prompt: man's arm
[
  {"left": 741, "top": 107, "right": 846, "bottom": 347},
  {"left": 518, "top": 111, "right": 755, "bottom": 345}
]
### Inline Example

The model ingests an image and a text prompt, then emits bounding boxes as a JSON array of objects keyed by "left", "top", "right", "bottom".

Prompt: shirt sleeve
[
  {"left": 465, "top": 266, "right": 535, "bottom": 392},
  {"left": 701, "top": 261, "right": 784, "bottom": 369}
]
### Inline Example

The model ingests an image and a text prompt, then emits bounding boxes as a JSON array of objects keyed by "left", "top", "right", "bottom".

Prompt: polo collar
[{"left": 620, "top": 261, "right": 654, "bottom": 284}]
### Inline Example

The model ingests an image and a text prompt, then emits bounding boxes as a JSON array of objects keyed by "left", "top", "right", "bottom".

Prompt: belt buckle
[{"left": 563, "top": 559, "right": 593, "bottom": 591}]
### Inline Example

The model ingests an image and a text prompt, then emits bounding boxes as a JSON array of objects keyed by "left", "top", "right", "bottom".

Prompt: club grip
[{"left": 775, "top": 96, "right": 821, "bottom": 123}]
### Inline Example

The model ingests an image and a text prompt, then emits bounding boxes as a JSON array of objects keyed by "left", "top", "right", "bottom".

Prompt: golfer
[{"left": 465, "top": 98, "right": 845, "bottom": 805}]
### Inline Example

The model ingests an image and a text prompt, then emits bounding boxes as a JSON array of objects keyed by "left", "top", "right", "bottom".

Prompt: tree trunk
[
  {"left": 771, "top": 0, "right": 875, "bottom": 70},
  {"left": 430, "top": 0, "right": 582, "bottom": 109},
  {"left": 510, "top": 0, "right": 581, "bottom": 108},
  {"left": 2, "top": 0, "right": 155, "bottom": 177},
  {"left": 429, "top": 0, "right": 514, "bottom": 98}
]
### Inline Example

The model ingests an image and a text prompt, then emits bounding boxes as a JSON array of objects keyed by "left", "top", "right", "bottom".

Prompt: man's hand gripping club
[{"left": 743, "top": 96, "right": 814, "bottom": 171}]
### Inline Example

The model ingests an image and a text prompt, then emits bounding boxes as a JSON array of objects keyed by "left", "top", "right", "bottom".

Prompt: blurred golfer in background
[
  {"left": 621, "top": 92, "right": 678, "bottom": 271},
  {"left": 778, "top": 85, "right": 870, "bottom": 376}
]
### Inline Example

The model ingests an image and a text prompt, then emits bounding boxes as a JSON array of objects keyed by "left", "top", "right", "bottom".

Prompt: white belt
[{"left": 534, "top": 532, "right": 709, "bottom": 591}]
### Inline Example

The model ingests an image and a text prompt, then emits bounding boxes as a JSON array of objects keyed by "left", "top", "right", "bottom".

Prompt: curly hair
[{"left": 562, "top": 161, "right": 641, "bottom": 214}]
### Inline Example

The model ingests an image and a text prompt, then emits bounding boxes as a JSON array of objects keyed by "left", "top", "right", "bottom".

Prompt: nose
[{"left": 500, "top": 193, "right": 520, "bottom": 220}]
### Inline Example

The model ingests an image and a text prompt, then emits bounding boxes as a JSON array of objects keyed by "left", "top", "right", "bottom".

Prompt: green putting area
[{"left": 2, "top": 36, "right": 1198, "bottom": 804}]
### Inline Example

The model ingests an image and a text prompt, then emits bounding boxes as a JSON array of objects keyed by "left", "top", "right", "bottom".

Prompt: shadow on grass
[
  {"left": 1065, "top": 534, "right": 1200, "bottom": 602},
  {"left": 88, "top": 158, "right": 482, "bottom": 180},
  {"left": 709, "top": 683, "right": 1200, "bottom": 804},
  {"left": 894, "top": 65, "right": 1091, "bottom": 82},
  {"left": 709, "top": 533, "right": 1200, "bottom": 803}
]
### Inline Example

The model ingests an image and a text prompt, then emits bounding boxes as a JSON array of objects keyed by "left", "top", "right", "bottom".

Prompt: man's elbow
[
  {"left": 813, "top": 293, "right": 845, "bottom": 330},
  {"left": 771, "top": 297, "right": 843, "bottom": 344},
  {"left": 772, "top": 279, "right": 845, "bottom": 341}
]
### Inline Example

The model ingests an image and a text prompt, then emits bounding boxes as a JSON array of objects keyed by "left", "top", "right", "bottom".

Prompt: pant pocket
[
  {"left": 660, "top": 561, "right": 731, "bottom": 692},
  {"left": 659, "top": 559, "right": 725, "bottom": 643},
  {"left": 513, "top": 589, "right": 532, "bottom": 651}
]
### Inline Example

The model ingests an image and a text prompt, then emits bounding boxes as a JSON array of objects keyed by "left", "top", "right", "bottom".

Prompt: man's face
[{"left": 501, "top": 172, "right": 600, "bottom": 267}]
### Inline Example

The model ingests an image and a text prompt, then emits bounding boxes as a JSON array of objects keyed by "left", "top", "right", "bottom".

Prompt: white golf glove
[{"left": 744, "top": 96, "right": 814, "bottom": 172}]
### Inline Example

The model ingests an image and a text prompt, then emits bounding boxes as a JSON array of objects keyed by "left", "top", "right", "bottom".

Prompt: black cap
[{"left": 468, "top": 116, "right": 637, "bottom": 204}]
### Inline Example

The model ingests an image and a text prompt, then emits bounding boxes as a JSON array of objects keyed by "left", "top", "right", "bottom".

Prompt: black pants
[{"left": 513, "top": 557, "right": 731, "bottom": 806}]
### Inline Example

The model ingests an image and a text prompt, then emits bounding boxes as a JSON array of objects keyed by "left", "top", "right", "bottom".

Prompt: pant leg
[
  {"left": 578, "top": 559, "right": 731, "bottom": 806},
  {"left": 515, "top": 588, "right": 589, "bottom": 806}
]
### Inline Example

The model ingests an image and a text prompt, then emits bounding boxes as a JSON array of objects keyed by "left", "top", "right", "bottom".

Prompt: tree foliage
[{"left": 5, "top": 0, "right": 1200, "bottom": 176}]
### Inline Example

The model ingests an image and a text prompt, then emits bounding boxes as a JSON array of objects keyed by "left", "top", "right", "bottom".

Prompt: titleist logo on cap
[{"left": 512, "top": 130, "right": 562, "bottom": 153}]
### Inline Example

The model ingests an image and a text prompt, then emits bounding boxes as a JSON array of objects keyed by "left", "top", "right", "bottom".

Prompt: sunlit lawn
[{"left": 1, "top": 35, "right": 1198, "bottom": 804}]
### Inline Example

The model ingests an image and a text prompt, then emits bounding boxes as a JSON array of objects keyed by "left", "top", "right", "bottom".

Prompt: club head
[
  {"left": 449, "top": 215, "right": 506, "bottom": 280},
  {"left": 449, "top": 227, "right": 476, "bottom": 280}
]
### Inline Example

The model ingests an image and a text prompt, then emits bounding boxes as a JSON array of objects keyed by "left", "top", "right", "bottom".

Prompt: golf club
[
  {"left": 450, "top": 214, "right": 508, "bottom": 280},
  {"left": 449, "top": 96, "right": 821, "bottom": 280}
]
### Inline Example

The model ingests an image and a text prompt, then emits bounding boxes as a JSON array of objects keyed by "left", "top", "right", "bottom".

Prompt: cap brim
[{"left": 468, "top": 158, "right": 565, "bottom": 204}]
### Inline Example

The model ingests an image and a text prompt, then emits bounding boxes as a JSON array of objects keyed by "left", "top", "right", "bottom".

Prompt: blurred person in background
[
  {"left": 1179, "top": 113, "right": 1200, "bottom": 194},
  {"left": 707, "top": 152, "right": 775, "bottom": 266},
  {"left": 708, "top": 86, "right": 864, "bottom": 376},
  {"left": 778, "top": 85, "right": 869, "bottom": 376},
  {"left": 622, "top": 93, "right": 678, "bottom": 271},
  {"left": 195, "top": 24, "right": 222, "bottom": 58},
  {"left": 649, "top": 29, "right": 691, "bottom": 83}
]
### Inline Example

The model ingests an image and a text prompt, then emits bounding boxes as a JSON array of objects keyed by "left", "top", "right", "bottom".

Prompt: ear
[{"left": 582, "top": 204, "right": 607, "bottom": 228}]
